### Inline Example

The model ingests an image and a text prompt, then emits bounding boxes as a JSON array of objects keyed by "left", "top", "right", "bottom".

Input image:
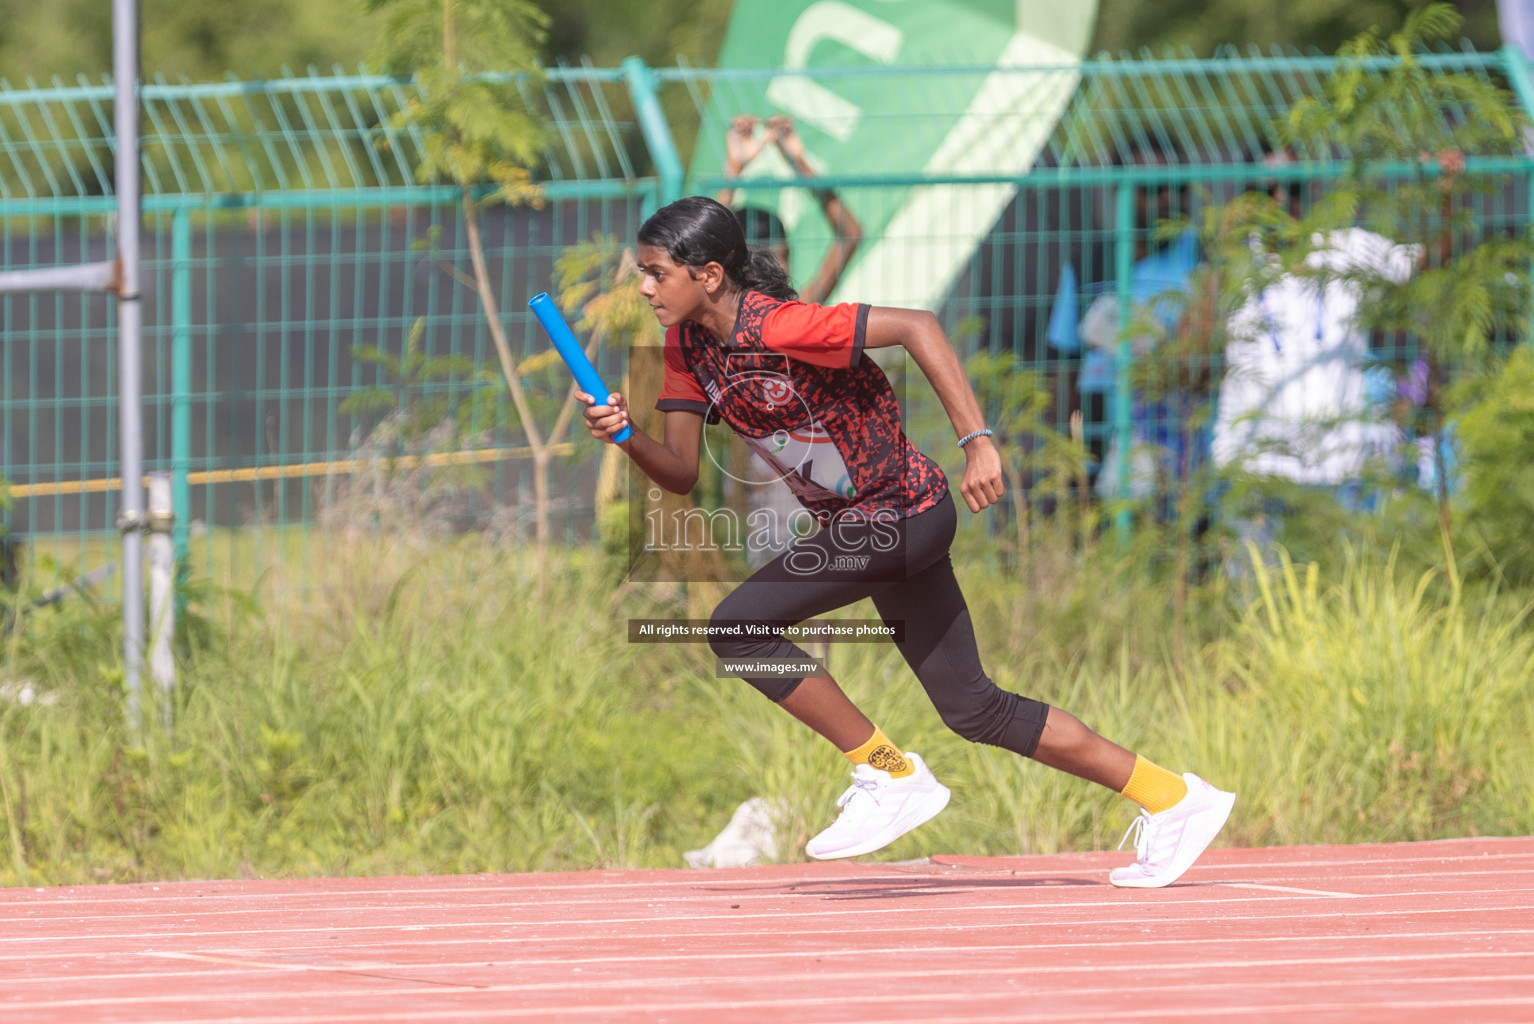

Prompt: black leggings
[{"left": 708, "top": 493, "right": 1050, "bottom": 758}]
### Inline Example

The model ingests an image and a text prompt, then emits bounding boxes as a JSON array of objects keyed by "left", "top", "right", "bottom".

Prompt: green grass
[
  {"left": 21, "top": 521, "right": 348, "bottom": 597},
  {"left": 0, "top": 526, "right": 1530, "bottom": 887}
]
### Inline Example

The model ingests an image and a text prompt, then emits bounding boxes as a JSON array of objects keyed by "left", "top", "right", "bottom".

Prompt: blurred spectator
[
  {"left": 1395, "top": 356, "right": 1460, "bottom": 496},
  {"left": 1209, "top": 151, "right": 1436, "bottom": 578},
  {"left": 718, "top": 115, "right": 862, "bottom": 307},
  {"left": 1046, "top": 140, "right": 1206, "bottom": 509},
  {"left": 1212, "top": 151, "right": 1423, "bottom": 510},
  {"left": 717, "top": 114, "right": 863, "bottom": 564}
]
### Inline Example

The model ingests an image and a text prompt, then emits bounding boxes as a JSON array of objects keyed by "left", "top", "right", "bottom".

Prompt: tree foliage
[
  {"left": 366, "top": 0, "right": 547, "bottom": 201},
  {"left": 1286, "top": 4, "right": 1530, "bottom": 366},
  {"left": 1180, "top": 4, "right": 1534, "bottom": 584},
  {"left": 1292, "top": 3, "right": 1531, "bottom": 563},
  {"left": 327, "top": 318, "right": 499, "bottom": 537},
  {"left": 338, "top": 318, "right": 484, "bottom": 444},
  {"left": 0, "top": 0, "right": 379, "bottom": 83},
  {"left": 0, "top": 0, "right": 725, "bottom": 85},
  {"left": 1091, "top": 0, "right": 1501, "bottom": 57},
  {"left": 0, "top": 0, "right": 1508, "bottom": 85},
  {"left": 1452, "top": 347, "right": 1534, "bottom": 584}
]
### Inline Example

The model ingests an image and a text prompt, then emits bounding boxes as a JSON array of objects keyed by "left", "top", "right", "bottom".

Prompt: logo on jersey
[{"left": 760, "top": 376, "right": 796, "bottom": 408}]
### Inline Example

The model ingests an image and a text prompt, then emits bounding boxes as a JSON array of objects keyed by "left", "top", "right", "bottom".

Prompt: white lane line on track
[
  {"left": 142, "top": 951, "right": 392, "bottom": 972},
  {"left": 946, "top": 850, "right": 1534, "bottom": 875},
  {"left": 1195, "top": 865, "right": 1534, "bottom": 885},
  {"left": 163, "top": 928, "right": 1534, "bottom": 972},
  {"left": 6, "top": 958, "right": 1534, "bottom": 997},
  {"left": 4, "top": 903, "right": 1534, "bottom": 961},
  {"left": 0, "top": 885, "right": 1382, "bottom": 927},
  {"left": 4, "top": 866, "right": 1530, "bottom": 927},
  {"left": 9, "top": 882, "right": 1534, "bottom": 944},
  {"left": 7, "top": 876, "right": 1528, "bottom": 928},
  {"left": 1, "top": 844, "right": 1529, "bottom": 908},
  {"left": 2, "top": 899, "right": 1530, "bottom": 969},
  {"left": 13, "top": 986, "right": 1534, "bottom": 1024},
  {"left": 1212, "top": 882, "right": 1364, "bottom": 897},
  {"left": 2, "top": 968, "right": 1534, "bottom": 1017},
  {"left": 808, "top": 995, "right": 1534, "bottom": 1024},
  {"left": 95, "top": 926, "right": 1525, "bottom": 972}
]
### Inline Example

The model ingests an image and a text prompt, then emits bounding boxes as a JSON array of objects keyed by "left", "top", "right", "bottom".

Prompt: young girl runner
[{"left": 579, "top": 196, "right": 1234, "bottom": 887}]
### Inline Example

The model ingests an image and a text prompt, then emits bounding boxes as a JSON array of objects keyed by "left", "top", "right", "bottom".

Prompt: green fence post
[
  {"left": 621, "top": 57, "right": 683, "bottom": 210},
  {"left": 171, "top": 206, "right": 191, "bottom": 565},
  {"left": 1112, "top": 182, "right": 1134, "bottom": 548}
]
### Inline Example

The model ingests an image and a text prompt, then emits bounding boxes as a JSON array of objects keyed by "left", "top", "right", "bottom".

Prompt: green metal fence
[{"left": 2, "top": 48, "right": 1532, "bottom": 593}]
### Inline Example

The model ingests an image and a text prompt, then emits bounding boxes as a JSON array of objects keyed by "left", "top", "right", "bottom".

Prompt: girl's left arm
[{"left": 864, "top": 307, "right": 1004, "bottom": 513}]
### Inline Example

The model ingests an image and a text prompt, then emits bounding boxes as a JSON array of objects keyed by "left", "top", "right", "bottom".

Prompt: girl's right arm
[{"left": 578, "top": 391, "right": 704, "bottom": 495}]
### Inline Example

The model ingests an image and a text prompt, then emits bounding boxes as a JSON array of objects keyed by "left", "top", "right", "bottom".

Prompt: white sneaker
[
  {"left": 1109, "top": 773, "right": 1236, "bottom": 889},
  {"left": 805, "top": 752, "right": 950, "bottom": 860}
]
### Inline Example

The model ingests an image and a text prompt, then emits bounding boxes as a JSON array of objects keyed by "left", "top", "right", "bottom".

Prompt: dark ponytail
[
  {"left": 739, "top": 247, "right": 796, "bottom": 301},
  {"left": 638, "top": 196, "right": 798, "bottom": 301}
]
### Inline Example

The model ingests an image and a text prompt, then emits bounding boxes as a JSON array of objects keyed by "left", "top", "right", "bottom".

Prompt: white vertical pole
[
  {"left": 113, "top": 0, "right": 146, "bottom": 725},
  {"left": 147, "top": 473, "right": 175, "bottom": 730}
]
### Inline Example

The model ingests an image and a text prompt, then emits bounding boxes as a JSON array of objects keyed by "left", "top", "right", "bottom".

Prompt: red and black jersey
[{"left": 655, "top": 290, "right": 947, "bottom": 522}]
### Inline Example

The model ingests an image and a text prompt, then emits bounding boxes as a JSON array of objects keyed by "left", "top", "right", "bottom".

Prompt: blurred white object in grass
[{"left": 685, "top": 797, "right": 785, "bottom": 868}]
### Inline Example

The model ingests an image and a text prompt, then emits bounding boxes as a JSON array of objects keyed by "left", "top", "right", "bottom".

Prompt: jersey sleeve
[
  {"left": 759, "top": 300, "right": 870, "bottom": 369},
  {"left": 655, "top": 325, "right": 710, "bottom": 416}
]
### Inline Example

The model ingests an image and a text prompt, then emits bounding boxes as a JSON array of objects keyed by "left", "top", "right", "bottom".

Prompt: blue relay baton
[{"left": 528, "top": 291, "right": 631, "bottom": 443}]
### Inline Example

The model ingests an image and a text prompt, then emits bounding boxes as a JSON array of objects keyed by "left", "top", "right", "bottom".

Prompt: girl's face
[{"left": 637, "top": 244, "right": 720, "bottom": 329}]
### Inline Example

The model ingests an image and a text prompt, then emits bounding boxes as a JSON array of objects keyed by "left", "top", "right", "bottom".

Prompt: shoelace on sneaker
[
  {"left": 1117, "top": 812, "right": 1151, "bottom": 863},
  {"left": 835, "top": 771, "right": 885, "bottom": 812}
]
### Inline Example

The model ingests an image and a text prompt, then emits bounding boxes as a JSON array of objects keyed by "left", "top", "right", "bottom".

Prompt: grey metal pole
[{"left": 113, "top": 0, "right": 146, "bottom": 724}]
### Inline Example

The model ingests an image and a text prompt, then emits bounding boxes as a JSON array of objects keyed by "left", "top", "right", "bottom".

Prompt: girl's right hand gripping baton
[{"left": 528, "top": 292, "right": 632, "bottom": 443}]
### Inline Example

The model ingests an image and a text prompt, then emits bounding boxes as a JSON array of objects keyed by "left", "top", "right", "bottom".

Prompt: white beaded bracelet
[{"left": 956, "top": 428, "right": 993, "bottom": 449}]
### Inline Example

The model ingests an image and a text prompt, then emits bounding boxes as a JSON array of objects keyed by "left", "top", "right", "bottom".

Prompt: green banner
[{"left": 690, "top": 0, "right": 1100, "bottom": 310}]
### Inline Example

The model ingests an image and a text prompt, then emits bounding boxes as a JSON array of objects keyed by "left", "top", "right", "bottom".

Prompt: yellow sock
[
  {"left": 1121, "top": 756, "right": 1188, "bottom": 814},
  {"left": 843, "top": 727, "right": 914, "bottom": 778}
]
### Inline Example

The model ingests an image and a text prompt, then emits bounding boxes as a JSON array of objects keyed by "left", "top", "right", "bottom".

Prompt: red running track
[{"left": 2, "top": 836, "right": 1532, "bottom": 1024}]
